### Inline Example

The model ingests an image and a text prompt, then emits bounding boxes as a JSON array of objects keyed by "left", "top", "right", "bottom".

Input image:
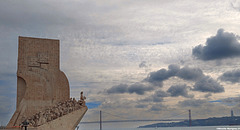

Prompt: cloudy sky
[{"left": 1, "top": 0, "right": 240, "bottom": 127}]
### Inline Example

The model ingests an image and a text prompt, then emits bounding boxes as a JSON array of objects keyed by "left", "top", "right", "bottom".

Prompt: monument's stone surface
[
  {"left": 36, "top": 105, "right": 87, "bottom": 130},
  {"left": 7, "top": 37, "right": 87, "bottom": 130}
]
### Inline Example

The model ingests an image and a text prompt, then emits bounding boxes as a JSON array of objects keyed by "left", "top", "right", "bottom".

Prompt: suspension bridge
[{"left": 80, "top": 110, "right": 191, "bottom": 124}]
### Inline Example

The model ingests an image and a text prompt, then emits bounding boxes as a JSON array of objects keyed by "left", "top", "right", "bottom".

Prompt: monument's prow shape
[{"left": 7, "top": 36, "right": 87, "bottom": 130}]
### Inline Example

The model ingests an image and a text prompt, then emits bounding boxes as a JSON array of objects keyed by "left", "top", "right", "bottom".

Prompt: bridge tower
[
  {"left": 231, "top": 110, "right": 234, "bottom": 117},
  {"left": 100, "top": 110, "right": 102, "bottom": 130},
  {"left": 189, "top": 109, "right": 192, "bottom": 127}
]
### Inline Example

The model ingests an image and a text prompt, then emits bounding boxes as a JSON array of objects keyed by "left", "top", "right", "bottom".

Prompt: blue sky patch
[
  {"left": 86, "top": 102, "right": 101, "bottom": 109},
  {"left": 209, "top": 100, "right": 222, "bottom": 103}
]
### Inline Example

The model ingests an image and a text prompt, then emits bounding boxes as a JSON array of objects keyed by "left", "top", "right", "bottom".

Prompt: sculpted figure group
[{"left": 22, "top": 92, "right": 86, "bottom": 127}]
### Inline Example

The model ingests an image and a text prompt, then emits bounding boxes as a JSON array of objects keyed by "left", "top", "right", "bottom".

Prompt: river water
[
  {"left": 78, "top": 122, "right": 240, "bottom": 130},
  {"left": 78, "top": 126, "right": 240, "bottom": 130}
]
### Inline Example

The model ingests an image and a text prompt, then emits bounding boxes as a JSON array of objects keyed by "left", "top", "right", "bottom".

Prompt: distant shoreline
[{"left": 139, "top": 116, "right": 240, "bottom": 128}]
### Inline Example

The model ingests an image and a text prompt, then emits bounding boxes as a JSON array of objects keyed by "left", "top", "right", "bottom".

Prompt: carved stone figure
[{"left": 80, "top": 91, "right": 86, "bottom": 106}]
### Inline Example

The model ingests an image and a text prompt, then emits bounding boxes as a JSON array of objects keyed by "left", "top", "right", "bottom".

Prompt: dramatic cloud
[
  {"left": 106, "top": 83, "right": 154, "bottom": 95},
  {"left": 146, "top": 69, "right": 171, "bottom": 86},
  {"left": 168, "top": 64, "right": 181, "bottom": 76},
  {"left": 193, "top": 76, "right": 224, "bottom": 93},
  {"left": 141, "top": 90, "right": 169, "bottom": 102},
  {"left": 107, "top": 64, "right": 222, "bottom": 98},
  {"left": 219, "top": 69, "right": 240, "bottom": 83},
  {"left": 146, "top": 64, "right": 206, "bottom": 85},
  {"left": 167, "top": 84, "right": 193, "bottom": 98},
  {"left": 152, "top": 90, "right": 169, "bottom": 102},
  {"left": 145, "top": 64, "right": 180, "bottom": 86},
  {"left": 176, "top": 67, "right": 204, "bottom": 81},
  {"left": 128, "top": 83, "right": 154, "bottom": 95},
  {"left": 106, "top": 84, "right": 128, "bottom": 94},
  {"left": 192, "top": 29, "right": 240, "bottom": 60},
  {"left": 178, "top": 99, "right": 208, "bottom": 107}
]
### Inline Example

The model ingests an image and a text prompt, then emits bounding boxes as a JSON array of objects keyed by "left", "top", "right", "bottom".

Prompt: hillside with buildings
[{"left": 139, "top": 111, "right": 240, "bottom": 128}]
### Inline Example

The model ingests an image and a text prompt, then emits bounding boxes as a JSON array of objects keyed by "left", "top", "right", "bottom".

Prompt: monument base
[{"left": 6, "top": 106, "right": 88, "bottom": 130}]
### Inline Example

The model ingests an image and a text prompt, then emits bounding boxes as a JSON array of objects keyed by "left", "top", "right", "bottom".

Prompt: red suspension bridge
[{"left": 80, "top": 110, "right": 191, "bottom": 124}]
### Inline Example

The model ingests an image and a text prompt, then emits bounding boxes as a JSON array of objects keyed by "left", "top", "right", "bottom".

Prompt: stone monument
[{"left": 6, "top": 36, "right": 87, "bottom": 130}]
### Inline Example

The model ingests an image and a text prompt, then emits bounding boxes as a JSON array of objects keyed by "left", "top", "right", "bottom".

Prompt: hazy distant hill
[{"left": 139, "top": 116, "right": 240, "bottom": 128}]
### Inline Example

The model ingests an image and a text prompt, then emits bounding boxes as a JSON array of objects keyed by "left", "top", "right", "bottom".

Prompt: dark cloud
[
  {"left": 168, "top": 64, "right": 180, "bottom": 76},
  {"left": 192, "top": 29, "right": 240, "bottom": 60},
  {"left": 167, "top": 84, "right": 193, "bottom": 98},
  {"left": 107, "top": 65, "right": 221, "bottom": 96},
  {"left": 128, "top": 83, "right": 154, "bottom": 95},
  {"left": 176, "top": 66, "right": 204, "bottom": 81},
  {"left": 146, "top": 64, "right": 206, "bottom": 85},
  {"left": 178, "top": 99, "right": 208, "bottom": 107},
  {"left": 146, "top": 69, "right": 170, "bottom": 84},
  {"left": 219, "top": 69, "right": 240, "bottom": 83},
  {"left": 106, "top": 84, "right": 128, "bottom": 94},
  {"left": 141, "top": 90, "right": 169, "bottom": 102},
  {"left": 193, "top": 76, "right": 224, "bottom": 93},
  {"left": 152, "top": 90, "right": 169, "bottom": 102},
  {"left": 148, "top": 81, "right": 163, "bottom": 87},
  {"left": 106, "top": 83, "right": 154, "bottom": 95},
  {"left": 145, "top": 64, "right": 180, "bottom": 86}
]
